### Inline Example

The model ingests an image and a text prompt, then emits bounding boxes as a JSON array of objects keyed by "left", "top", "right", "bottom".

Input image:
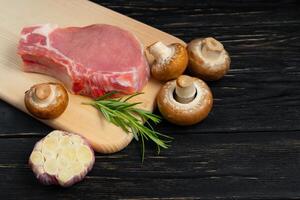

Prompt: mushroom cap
[
  {"left": 187, "top": 38, "right": 230, "bottom": 81},
  {"left": 157, "top": 77, "right": 213, "bottom": 126},
  {"left": 24, "top": 82, "right": 69, "bottom": 119},
  {"left": 149, "top": 43, "right": 188, "bottom": 81}
]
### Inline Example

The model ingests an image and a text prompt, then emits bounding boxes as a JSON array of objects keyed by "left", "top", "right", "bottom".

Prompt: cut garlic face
[{"left": 29, "top": 130, "right": 95, "bottom": 187}]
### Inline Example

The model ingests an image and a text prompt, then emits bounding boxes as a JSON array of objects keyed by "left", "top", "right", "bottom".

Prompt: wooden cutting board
[{"left": 0, "top": 0, "right": 184, "bottom": 153}]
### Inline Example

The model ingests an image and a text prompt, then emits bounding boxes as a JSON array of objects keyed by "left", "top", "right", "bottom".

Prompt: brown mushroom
[
  {"left": 147, "top": 41, "right": 188, "bottom": 81},
  {"left": 24, "top": 82, "right": 69, "bottom": 119},
  {"left": 187, "top": 37, "right": 230, "bottom": 81},
  {"left": 157, "top": 75, "right": 213, "bottom": 126}
]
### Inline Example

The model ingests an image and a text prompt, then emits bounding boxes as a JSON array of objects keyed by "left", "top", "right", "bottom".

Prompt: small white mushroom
[
  {"left": 24, "top": 82, "right": 69, "bottom": 119},
  {"left": 29, "top": 130, "right": 95, "bottom": 187},
  {"left": 157, "top": 75, "right": 213, "bottom": 126},
  {"left": 147, "top": 41, "right": 188, "bottom": 81},
  {"left": 187, "top": 37, "right": 230, "bottom": 81}
]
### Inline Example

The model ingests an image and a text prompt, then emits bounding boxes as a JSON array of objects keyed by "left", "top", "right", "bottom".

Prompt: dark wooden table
[{"left": 1, "top": 0, "right": 300, "bottom": 199}]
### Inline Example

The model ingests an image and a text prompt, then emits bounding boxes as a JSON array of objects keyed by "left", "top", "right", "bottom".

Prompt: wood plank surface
[
  {"left": 0, "top": 0, "right": 185, "bottom": 154},
  {"left": 1, "top": 132, "right": 300, "bottom": 199},
  {"left": 1, "top": 0, "right": 300, "bottom": 199}
]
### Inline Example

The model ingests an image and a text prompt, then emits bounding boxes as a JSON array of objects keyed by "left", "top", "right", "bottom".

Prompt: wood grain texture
[
  {"left": 1, "top": 132, "right": 300, "bottom": 199},
  {"left": 1, "top": 0, "right": 300, "bottom": 199},
  {"left": 0, "top": 0, "right": 186, "bottom": 154}
]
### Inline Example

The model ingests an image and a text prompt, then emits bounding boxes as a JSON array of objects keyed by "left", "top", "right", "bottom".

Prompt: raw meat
[{"left": 18, "top": 24, "right": 149, "bottom": 98}]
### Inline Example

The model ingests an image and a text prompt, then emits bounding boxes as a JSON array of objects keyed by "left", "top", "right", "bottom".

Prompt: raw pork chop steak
[{"left": 18, "top": 24, "right": 149, "bottom": 98}]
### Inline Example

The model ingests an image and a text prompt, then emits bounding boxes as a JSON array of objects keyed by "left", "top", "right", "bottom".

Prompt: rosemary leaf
[{"left": 86, "top": 92, "right": 172, "bottom": 160}]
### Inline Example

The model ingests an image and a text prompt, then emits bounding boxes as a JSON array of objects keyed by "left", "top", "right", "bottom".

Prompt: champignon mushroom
[
  {"left": 187, "top": 37, "right": 230, "bottom": 81},
  {"left": 157, "top": 75, "right": 213, "bottom": 126},
  {"left": 147, "top": 41, "right": 188, "bottom": 81},
  {"left": 24, "top": 82, "right": 69, "bottom": 119}
]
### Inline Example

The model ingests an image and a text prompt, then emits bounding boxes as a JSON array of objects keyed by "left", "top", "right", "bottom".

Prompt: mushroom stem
[
  {"left": 32, "top": 84, "right": 57, "bottom": 107},
  {"left": 201, "top": 37, "right": 224, "bottom": 61},
  {"left": 148, "top": 41, "right": 174, "bottom": 62},
  {"left": 35, "top": 84, "right": 51, "bottom": 100},
  {"left": 175, "top": 75, "right": 196, "bottom": 104}
]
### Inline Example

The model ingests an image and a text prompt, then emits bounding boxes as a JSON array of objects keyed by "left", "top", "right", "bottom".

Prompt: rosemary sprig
[{"left": 85, "top": 91, "right": 172, "bottom": 161}]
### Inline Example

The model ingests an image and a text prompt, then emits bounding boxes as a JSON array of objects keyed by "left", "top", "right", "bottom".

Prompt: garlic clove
[
  {"left": 57, "top": 168, "right": 74, "bottom": 185},
  {"left": 60, "top": 135, "right": 72, "bottom": 146},
  {"left": 60, "top": 146, "right": 77, "bottom": 162},
  {"left": 70, "top": 163, "right": 84, "bottom": 176},
  {"left": 29, "top": 151, "right": 45, "bottom": 166},
  {"left": 70, "top": 134, "right": 84, "bottom": 145},
  {"left": 57, "top": 154, "right": 70, "bottom": 169},
  {"left": 76, "top": 145, "right": 94, "bottom": 166},
  {"left": 44, "top": 158, "right": 59, "bottom": 175},
  {"left": 41, "top": 136, "right": 59, "bottom": 160}
]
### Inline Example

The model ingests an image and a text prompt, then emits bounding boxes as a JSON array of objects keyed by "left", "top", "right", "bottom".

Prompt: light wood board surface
[{"left": 0, "top": 0, "right": 184, "bottom": 153}]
